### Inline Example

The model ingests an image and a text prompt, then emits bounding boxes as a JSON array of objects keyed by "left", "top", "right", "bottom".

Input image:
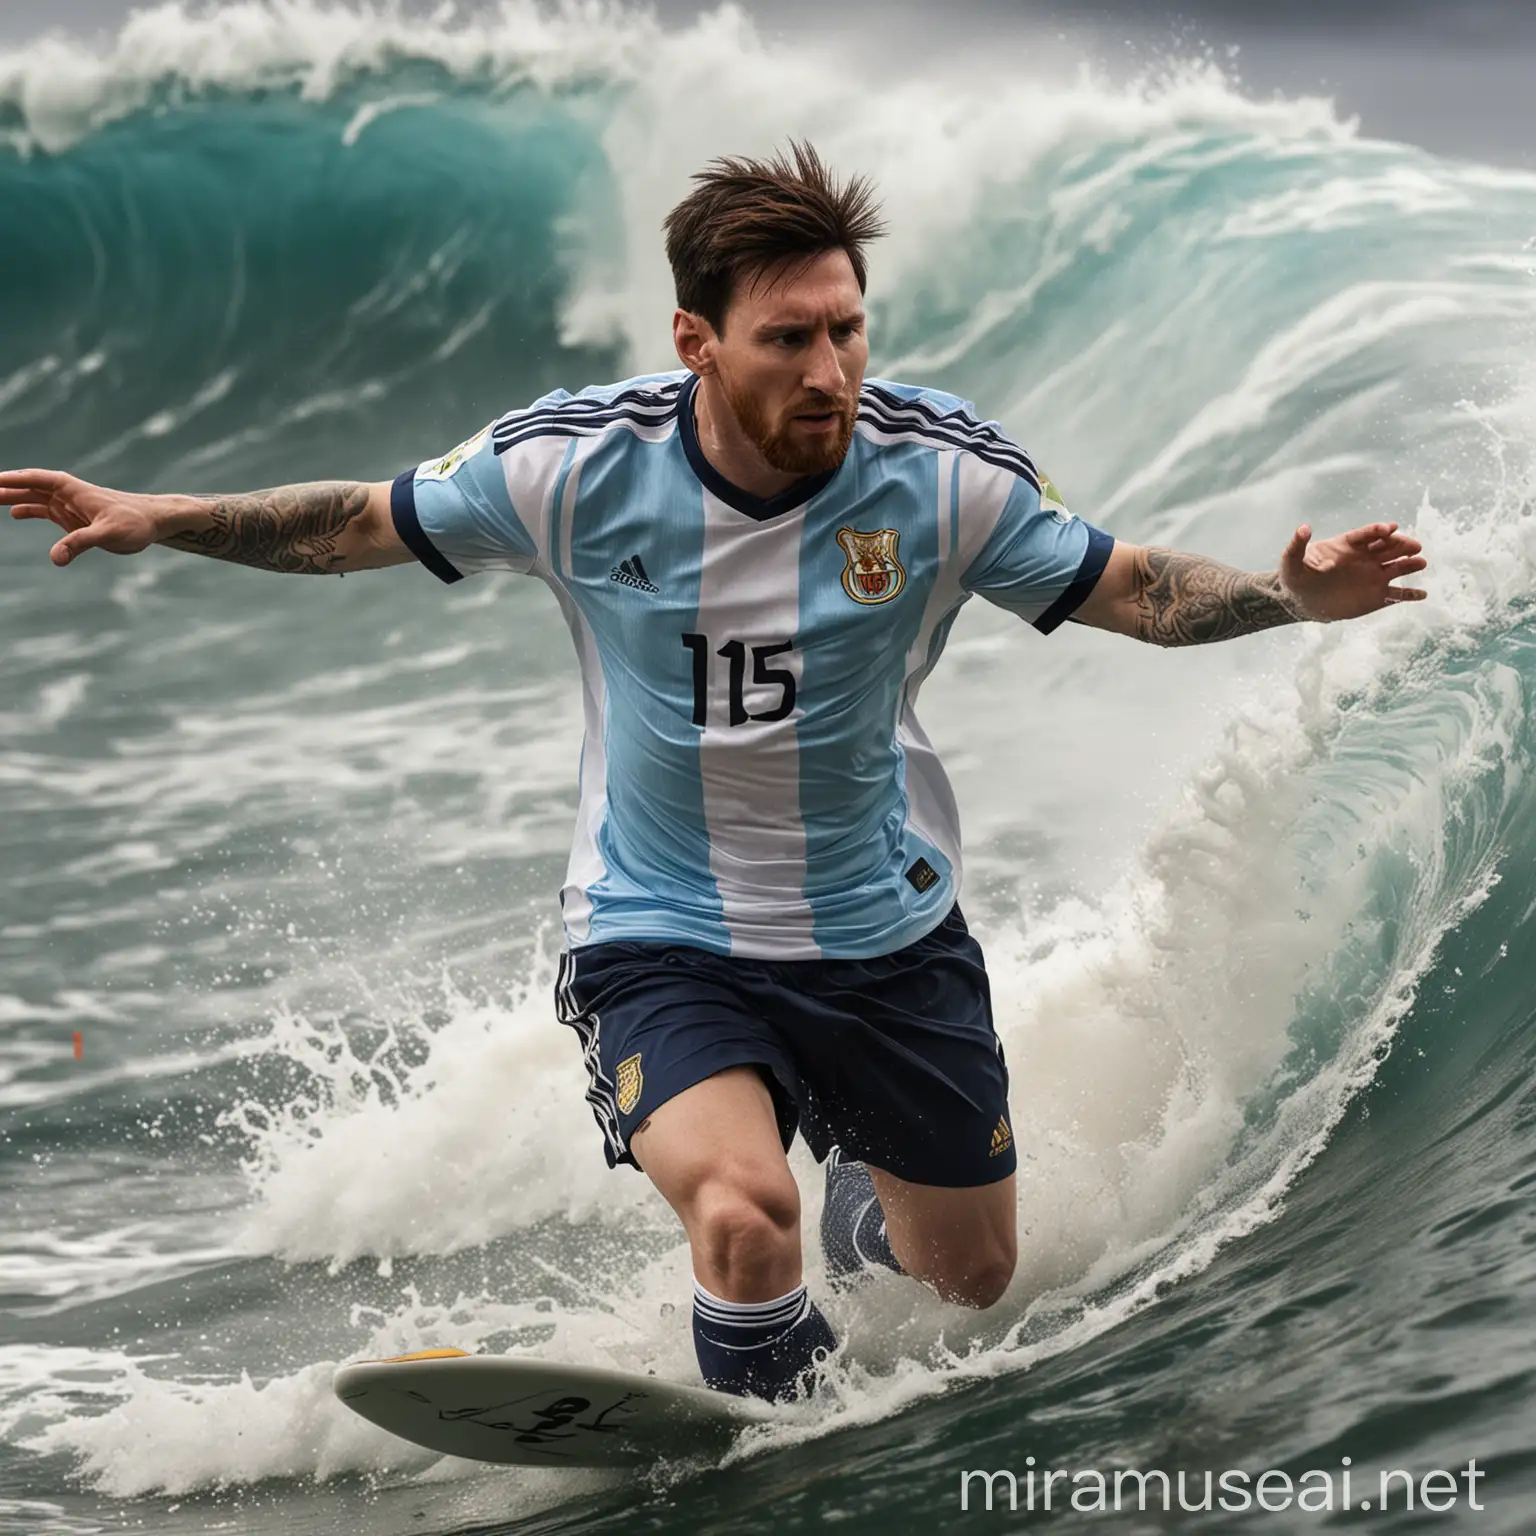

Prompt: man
[{"left": 2, "top": 143, "right": 1428, "bottom": 1405}]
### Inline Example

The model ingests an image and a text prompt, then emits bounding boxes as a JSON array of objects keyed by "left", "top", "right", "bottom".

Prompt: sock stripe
[
  {"left": 692, "top": 1280, "right": 810, "bottom": 1331},
  {"left": 690, "top": 1279, "right": 837, "bottom": 1401}
]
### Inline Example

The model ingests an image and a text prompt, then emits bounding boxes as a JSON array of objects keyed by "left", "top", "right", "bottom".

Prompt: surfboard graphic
[{"left": 333, "top": 1351, "right": 772, "bottom": 1467}]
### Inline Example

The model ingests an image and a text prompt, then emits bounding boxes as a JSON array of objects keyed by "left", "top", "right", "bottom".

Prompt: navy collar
[{"left": 677, "top": 373, "right": 840, "bottom": 522}]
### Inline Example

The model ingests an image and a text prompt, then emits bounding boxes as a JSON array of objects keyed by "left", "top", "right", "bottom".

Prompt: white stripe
[
  {"left": 691, "top": 1299, "right": 808, "bottom": 1330},
  {"left": 550, "top": 443, "right": 608, "bottom": 944},
  {"left": 516, "top": 437, "right": 572, "bottom": 578},
  {"left": 952, "top": 449, "right": 1016, "bottom": 571},
  {"left": 557, "top": 954, "right": 625, "bottom": 1159},
  {"left": 692, "top": 1279, "right": 810, "bottom": 1323},
  {"left": 694, "top": 489, "right": 814, "bottom": 956}
]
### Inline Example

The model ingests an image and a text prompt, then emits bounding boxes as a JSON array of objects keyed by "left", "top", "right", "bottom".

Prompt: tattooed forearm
[
  {"left": 159, "top": 482, "right": 371, "bottom": 574},
  {"left": 1131, "top": 546, "right": 1304, "bottom": 647}
]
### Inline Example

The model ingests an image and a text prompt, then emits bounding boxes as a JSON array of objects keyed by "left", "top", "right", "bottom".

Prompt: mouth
[{"left": 794, "top": 410, "right": 841, "bottom": 432}]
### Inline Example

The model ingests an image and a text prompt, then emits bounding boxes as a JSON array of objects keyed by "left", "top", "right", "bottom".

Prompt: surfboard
[{"left": 332, "top": 1349, "right": 773, "bottom": 1467}]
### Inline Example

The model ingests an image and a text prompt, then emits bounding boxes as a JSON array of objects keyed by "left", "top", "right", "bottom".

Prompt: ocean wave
[{"left": 3, "top": 0, "right": 1536, "bottom": 1511}]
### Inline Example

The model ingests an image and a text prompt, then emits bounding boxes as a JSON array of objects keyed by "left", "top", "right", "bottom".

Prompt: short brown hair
[{"left": 663, "top": 141, "right": 886, "bottom": 333}]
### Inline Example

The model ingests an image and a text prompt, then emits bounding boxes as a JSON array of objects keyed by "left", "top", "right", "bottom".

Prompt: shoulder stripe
[
  {"left": 863, "top": 382, "right": 1016, "bottom": 441},
  {"left": 491, "top": 381, "right": 683, "bottom": 445},
  {"left": 505, "top": 378, "right": 684, "bottom": 418},
  {"left": 494, "top": 394, "right": 680, "bottom": 436},
  {"left": 857, "top": 408, "right": 1041, "bottom": 488},
  {"left": 860, "top": 389, "right": 1037, "bottom": 461},
  {"left": 494, "top": 402, "right": 682, "bottom": 455},
  {"left": 859, "top": 387, "right": 1040, "bottom": 489}
]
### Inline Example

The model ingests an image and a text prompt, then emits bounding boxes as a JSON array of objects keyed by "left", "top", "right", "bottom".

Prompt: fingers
[
  {"left": 0, "top": 469, "right": 69, "bottom": 500},
  {"left": 50, "top": 525, "right": 107, "bottom": 566},
  {"left": 1280, "top": 524, "right": 1311, "bottom": 576},
  {"left": 1383, "top": 587, "right": 1428, "bottom": 602},
  {"left": 1345, "top": 521, "right": 1398, "bottom": 549},
  {"left": 1368, "top": 533, "right": 1422, "bottom": 557},
  {"left": 10, "top": 501, "right": 86, "bottom": 533},
  {"left": 1381, "top": 555, "right": 1428, "bottom": 578}
]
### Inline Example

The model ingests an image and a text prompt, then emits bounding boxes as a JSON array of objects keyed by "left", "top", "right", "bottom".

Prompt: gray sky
[{"left": 2, "top": 0, "right": 1533, "bottom": 168}]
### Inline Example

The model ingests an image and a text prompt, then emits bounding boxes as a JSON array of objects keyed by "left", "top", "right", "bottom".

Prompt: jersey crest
[
  {"left": 1039, "top": 473, "right": 1072, "bottom": 523},
  {"left": 420, "top": 426, "right": 490, "bottom": 481},
  {"left": 837, "top": 526, "right": 906, "bottom": 605}
]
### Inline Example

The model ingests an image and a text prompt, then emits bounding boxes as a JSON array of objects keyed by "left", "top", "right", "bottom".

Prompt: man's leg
[
  {"left": 803, "top": 906, "right": 1018, "bottom": 1307},
  {"left": 631, "top": 1064, "right": 836, "bottom": 1399},
  {"left": 865, "top": 1166, "right": 1016, "bottom": 1308},
  {"left": 821, "top": 1145, "right": 905, "bottom": 1285},
  {"left": 822, "top": 1150, "right": 1016, "bottom": 1306}
]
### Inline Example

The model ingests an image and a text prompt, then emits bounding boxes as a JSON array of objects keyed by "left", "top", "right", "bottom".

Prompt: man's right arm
[
  {"left": 157, "top": 481, "right": 411, "bottom": 574},
  {"left": 1, "top": 470, "right": 415, "bottom": 574}
]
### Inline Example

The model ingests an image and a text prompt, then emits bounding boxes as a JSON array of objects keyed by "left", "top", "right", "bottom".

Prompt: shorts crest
[
  {"left": 615, "top": 1052, "right": 644, "bottom": 1115},
  {"left": 837, "top": 526, "right": 906, "bottom": 605}
]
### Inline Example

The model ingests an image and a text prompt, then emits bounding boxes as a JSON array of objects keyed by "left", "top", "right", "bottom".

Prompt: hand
[
  {"left": 1, "top": 468, "right": 172, "bottom": 567},
  {"left": 1277, "top": 521, "right": 1428, "bottom": 622}
]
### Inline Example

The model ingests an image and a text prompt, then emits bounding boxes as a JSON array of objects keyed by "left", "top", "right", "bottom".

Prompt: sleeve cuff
[
  {"left": 1033, "top": 525, "right": 1115, "bottom": 635},
  {"left": 391, "top": 470, "right": 464, "bottom": 585}
]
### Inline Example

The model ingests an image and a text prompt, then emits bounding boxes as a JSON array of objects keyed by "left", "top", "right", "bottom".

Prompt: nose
[{"left": 803, "top": 331, "right": 845, "bottom": 398}]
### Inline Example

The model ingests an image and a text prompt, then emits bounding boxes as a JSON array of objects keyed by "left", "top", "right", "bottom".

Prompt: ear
[{"left": 673, "top": 308, "right": 717, "bottom": 377}]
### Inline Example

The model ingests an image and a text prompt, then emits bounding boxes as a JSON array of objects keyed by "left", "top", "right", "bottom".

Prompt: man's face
[{"left": 700, "top": 248, "right": 869, "bottom": 476}]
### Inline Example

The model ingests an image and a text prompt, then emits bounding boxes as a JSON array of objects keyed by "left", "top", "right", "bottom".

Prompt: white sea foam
[
  {"left": 221, "top": 962, "right": 659, "bottom": 1265},
  {"left": 5, "top": 0, "right": 1536, "bottom": 1510},
  {"left": 554, "top": 11, "right": 1350, "bottom": 369},
  {"left": 0, "top": 0, "right": 662, "bottom": 154}
]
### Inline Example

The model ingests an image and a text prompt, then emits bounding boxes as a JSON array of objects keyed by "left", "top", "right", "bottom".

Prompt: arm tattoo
[
  {"left": 161, "top": 482, "right": 371, "bottom": 574},
  {"left": 1131, "top": 546, "right": 1304, "bottom": 647}
]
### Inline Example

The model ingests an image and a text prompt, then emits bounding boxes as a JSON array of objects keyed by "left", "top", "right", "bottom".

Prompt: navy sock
[
  {"left": 821, "top": 1145, "right": 905, "bottom": 1285},
  {"left": 691, "top": 1280, "right": 837, "bottom": 1402}
]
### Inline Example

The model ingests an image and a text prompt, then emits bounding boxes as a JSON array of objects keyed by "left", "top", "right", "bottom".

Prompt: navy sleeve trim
[
  {"left": 1033, "top": 524, "right": 1115, "bottom": 635},
  {"left": 391, "top": 470, "right": 464, "bottom": 585}
]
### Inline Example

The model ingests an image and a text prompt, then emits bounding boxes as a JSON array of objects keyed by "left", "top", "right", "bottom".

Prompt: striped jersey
[{"left": 392, "top": 370, "right": 1113, "bottom": 960}]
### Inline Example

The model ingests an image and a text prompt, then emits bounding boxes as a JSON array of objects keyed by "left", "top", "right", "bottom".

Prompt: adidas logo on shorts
[
  {"left": 989, "top": 1115, "right": 1013, "bottom": 1157},
  {"left": 610, "top": 555, "right": 658, "bottom": 593}
]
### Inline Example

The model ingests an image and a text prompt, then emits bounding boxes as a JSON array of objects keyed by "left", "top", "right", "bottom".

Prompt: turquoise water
[{"left": 2, "top": 4, "right": 1534, "bottom": 1531}]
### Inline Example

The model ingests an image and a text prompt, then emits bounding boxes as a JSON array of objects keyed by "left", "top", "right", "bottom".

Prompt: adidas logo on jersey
[{"left": 609, "top": 555, "right": 658, "bottom": 593}]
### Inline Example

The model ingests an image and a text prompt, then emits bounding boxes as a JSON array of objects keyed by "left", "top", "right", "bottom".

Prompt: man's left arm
[{"left": 1073, "top": 522, "right": 1429, "bottom": 645}]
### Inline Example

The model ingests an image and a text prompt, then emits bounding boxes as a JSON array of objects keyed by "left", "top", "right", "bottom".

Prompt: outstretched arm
[
  {"left": 1075, "top": 522, "right": 1428, "bottom": 645},
  {"left": 1, "top": 469, "right": 413, "bottom": 574}
]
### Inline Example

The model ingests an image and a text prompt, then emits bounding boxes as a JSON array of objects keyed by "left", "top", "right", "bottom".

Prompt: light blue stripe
[
  {"left": 797, "top": 437, "right": 951, "bottom": 955},
  {"left": 574, "top": 432, "right": 729, "bottom": 951}
]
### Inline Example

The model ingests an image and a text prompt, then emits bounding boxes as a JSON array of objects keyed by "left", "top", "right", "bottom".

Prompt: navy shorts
[{"left": 553, "top": 905, "right": 1016, "bottom": 1188}]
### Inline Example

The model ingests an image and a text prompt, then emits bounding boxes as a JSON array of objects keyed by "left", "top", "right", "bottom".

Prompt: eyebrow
[{"left": 754, "top": 312, "right": 866, "bottom": 338}]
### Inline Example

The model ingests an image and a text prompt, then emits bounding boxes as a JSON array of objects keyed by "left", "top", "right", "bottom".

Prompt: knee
[
  {"left": 931, "top": 1244, "right": 1016, "bottom": 1310},
  {"left": 690, "top": 1174, "right": 801, "bottom": 1296}
]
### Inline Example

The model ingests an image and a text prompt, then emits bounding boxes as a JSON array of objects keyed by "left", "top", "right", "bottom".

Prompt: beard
[{"left": 720, "top": 375, "right": 857, "bottom": 476}]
